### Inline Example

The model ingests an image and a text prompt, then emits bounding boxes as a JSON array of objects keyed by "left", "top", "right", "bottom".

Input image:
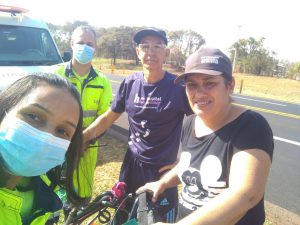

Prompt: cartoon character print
[
  {"left": 178, "top": 152, "right": 223, "bottom": 208},
  {"left": 182, "top": 169, "right": 208, "bottom": 199}
]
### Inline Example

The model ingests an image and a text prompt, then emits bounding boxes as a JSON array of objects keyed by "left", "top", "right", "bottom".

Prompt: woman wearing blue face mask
[{"left": 0, "top": 73, "right": 89, "bottom": 225}]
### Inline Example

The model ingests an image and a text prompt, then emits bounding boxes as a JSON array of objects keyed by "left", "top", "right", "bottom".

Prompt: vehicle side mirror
[{"left": 62, "top": 51, "right": 72, "bottom": 62}]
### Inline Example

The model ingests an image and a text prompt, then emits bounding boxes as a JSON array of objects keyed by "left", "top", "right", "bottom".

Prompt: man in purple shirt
[{"left": 83, "top": 27, "right": 192, "bottom": 223}]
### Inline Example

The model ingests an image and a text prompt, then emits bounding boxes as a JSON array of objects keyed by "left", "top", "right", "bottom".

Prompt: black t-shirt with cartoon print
[{"left": 177, "top": 110, "right": 274, "bottom": 225}]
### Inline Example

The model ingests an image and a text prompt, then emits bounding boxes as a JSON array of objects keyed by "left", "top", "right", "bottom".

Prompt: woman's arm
[
  {"left": 137, "top": 164, "right": 181, "bottom": 202},
  {"left": 175, "top": 148, "right": 272, "bottom": 225}
]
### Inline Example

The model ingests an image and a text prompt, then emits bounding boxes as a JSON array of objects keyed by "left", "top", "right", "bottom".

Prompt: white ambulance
[{"left": 0, "top": 5, "right": 65, "bottom": 91}]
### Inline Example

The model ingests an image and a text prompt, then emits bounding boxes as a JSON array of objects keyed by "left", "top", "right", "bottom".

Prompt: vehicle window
[{"left": 0, "top": 25, "right": 61, "bottom": 66}]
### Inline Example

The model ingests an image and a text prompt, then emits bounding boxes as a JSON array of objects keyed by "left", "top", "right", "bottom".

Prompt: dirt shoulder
[{"left": 265, "top": 201, "right": 300, "bottom": 225}]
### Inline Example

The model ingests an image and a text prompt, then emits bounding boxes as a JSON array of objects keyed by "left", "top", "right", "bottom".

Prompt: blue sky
[{"left": 7, "top": 0, "right": 300, "bottom": 62}]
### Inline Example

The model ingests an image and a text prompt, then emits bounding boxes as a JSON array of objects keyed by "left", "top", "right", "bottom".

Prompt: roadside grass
[
  {"left": 73, "top": 134, "right": 275, "bottom": 225},
  {"left": 234, "top": 73, "right": 300, "bottom": 103}
]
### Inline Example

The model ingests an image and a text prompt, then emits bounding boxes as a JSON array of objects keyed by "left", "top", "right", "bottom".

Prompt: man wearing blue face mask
[{"left": 56, "top": 26, "right": 113, "bottom": 199}]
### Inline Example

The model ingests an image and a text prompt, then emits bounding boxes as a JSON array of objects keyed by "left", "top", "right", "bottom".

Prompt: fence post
[
  {"left": 122, "top": 64, "right": 125, "bottom": 74},
  {"left": 111, "top": 64, "right": 115, "bottom": 74},
  {"left": 239, "top": 79, "right": 244, "bottom": 94}
]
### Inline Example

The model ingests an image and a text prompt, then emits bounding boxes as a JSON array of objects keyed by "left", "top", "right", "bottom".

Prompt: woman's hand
[{"left": 136, "top": 180, "right": 166, "bottom": 203}]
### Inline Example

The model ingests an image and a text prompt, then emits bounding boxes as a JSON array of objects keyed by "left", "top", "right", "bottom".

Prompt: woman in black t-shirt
[{"left": 137, "top": 48, "right": 274, "bottom": 225}]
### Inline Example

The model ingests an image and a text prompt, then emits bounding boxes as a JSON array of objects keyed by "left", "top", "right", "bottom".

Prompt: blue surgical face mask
[
  {"left": 0, "top": 117, "right": 70, "bottom": 177},
  {"left": 73, "top": 44, "right": 95, "bottom": 64}
]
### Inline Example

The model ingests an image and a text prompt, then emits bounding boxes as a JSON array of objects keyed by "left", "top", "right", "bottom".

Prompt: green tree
[
  {"left": 47, "top": 23, "right": 69, "bottom": 54},
  {"left": 287, "top": 61, "right": 300, "bottom": 79},
  {"left": 168, "top": 30, "right": 205, "bottom": 67},
  {"left": 98, "top": 26, "right": 138, "bottom": 65},
  {"left": 229, "top": 37, "right": 277, "bottom": 75}
]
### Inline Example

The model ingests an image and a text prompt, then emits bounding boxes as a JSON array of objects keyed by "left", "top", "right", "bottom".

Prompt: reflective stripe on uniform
[
  {"left": 83, "top": 110, "right": 97, "bottom": 118},
  {"left": 86, "top": 84, "right": 104, "bottom": 89}
]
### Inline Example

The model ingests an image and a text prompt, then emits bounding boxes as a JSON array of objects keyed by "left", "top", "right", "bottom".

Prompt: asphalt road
[
  {"left": 106, "top": 73, "right": 300, "bottom": 215},
  {"left": 232, "top": 94, "right": 300, "bottom": 215}
]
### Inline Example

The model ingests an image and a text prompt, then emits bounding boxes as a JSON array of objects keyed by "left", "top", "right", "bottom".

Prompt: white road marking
[
  {"left": 233, "top": 95, "right": 286, "bottom": 106},
  {"left": 274, "top": 136, "right": 300, "bottom": 146}
]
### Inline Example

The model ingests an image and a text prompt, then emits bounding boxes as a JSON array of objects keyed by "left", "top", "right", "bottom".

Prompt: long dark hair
[{"left": 0, "top": 73, "right": 89, "bottom": 206}]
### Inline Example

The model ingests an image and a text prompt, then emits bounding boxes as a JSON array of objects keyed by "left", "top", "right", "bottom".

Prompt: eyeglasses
[
  {"left": 184, "top": 81, "right": 217, "bottom": 93},
  {"left": 138, "top": 43, "right": 166, "bottom": 52}
]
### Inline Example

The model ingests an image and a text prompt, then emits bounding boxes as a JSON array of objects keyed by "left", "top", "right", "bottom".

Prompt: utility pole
[
  {"left": 232, "top": 25, "right": 242, "bottom": 73},
  {"left": 232, "top": 48, "right": 237, "bottom": 73}
]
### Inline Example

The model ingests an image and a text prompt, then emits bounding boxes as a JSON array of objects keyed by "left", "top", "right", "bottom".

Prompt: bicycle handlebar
[
  {"left": 63, "top": 191, "right": 117, "bottom": 225},
  {"left": 63, "top": 189, "right": 162, "bottom": 225}
]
